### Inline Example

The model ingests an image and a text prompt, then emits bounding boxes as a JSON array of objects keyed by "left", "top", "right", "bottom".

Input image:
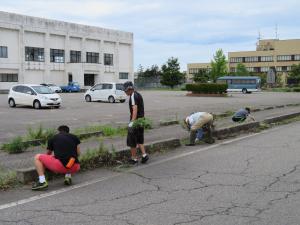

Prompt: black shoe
[
  {"left": 141, "top": 155, "right": 149, "bottom": 164},
  {"left": 128, "top": 158, "right": 138, "bottom": 165},
  {"left": 32, "top": 181, "right": 48, "bottom": 190},
  {"left": 185, "top": 143, "right": 195, "bottom": 146},
  {"left": 64, "top": 177, "right": 72, "bottom": 186},
  {"left": 204, "top": 138, "right": 215, "bottom": 144}
]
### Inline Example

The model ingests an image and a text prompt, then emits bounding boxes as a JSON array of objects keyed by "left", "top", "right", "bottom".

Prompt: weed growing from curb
[
  {"left": 1, "top": 137, "right": 29, "bottom": 154},
  {"left": 0, "top": 169, "right": 18, "bottom": 190}
]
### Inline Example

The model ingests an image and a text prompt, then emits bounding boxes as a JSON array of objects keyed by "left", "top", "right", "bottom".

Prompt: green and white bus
[{"left": 217, "top": 76, "right": 261, "bottom": 94}]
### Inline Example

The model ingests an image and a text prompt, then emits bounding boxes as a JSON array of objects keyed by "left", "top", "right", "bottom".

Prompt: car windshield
[
  {"left": 72, "top": 82, "right": 79, "bottom": 86},
  {"left": 32, "top": 86, "right": 54, "bottom": 94}
]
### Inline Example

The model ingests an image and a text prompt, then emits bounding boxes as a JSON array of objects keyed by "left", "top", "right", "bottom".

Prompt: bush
[
  {"left": 186, "top": 83, "right": 228, "bottom": 94},
  {"left": 293, "top": 87, "right": 300, "bottom": 92},
  {"left": 1, "top": 137, "right": 28, "bottom": 154}
]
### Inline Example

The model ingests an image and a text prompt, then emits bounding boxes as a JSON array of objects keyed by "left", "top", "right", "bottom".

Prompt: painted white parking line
[{"left": 0, "top": 126, "right": 281, "bottom": 211}]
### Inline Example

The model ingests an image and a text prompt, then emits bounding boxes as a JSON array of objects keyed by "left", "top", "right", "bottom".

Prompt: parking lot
[{"left": 0, "top": 90, "right": 300, "bottom": 143}]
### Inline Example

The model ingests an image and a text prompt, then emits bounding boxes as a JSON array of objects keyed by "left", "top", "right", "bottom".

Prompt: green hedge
[{"left": 186, "top": 83, "right": 228, "bottom": 94}]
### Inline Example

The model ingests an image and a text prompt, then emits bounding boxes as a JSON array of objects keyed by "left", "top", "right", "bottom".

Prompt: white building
[{"left": 0, "top": 11, "right": 133, "bottom": 91}]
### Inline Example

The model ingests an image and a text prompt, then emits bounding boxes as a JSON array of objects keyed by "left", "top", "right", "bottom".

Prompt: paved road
[
  {"left": 0, "top": 91, "right": 300, "bottom": 142},
  {"left": 1, "top": 122, "right": 300, "bottom": 225}
]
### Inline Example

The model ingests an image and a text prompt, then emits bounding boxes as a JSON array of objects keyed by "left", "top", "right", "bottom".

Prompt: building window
[
  {"left": 230, "top": 57, "right": 243, "bottom": 63},
  {"left": 277, "top": 55, "right": 292, "bottom": 61},
  {"left": 104, "top": 53, "right": 113, "bottom": 65},
  {"left": 294, "top": 55, "right": 300, "bottom": 61},
  {"left": 230, "top": 67, "right": 236, "bottom": 73},
  {"left": 261, "top": 56, "right": 273, "bottom": 62},
  {"left": 70, "top": 50, "right": 81, "bottom": 63},
  {"left": 246, "top": 67, "right": 255, "bottom": 72},
  {"left": 245, "top": 56, "right": 259, "bottom": 63},
  {"left": 0, "top": 73, "right": 18, "bottom": 82},
  {"left": 0, "top": 46, "right": 8, "bottom": 58},
  {"left": 261, "top": 67, "right": 270, "bottom": 72},
  {"left": 119, "top": 72, "right": 129, "bottom": 79},
  {"left": 86, "top": 52, "right": 99, "bottom": 63},
  {"left": 189, "top": 68, "right": 199, "bottom": 74},
  {"left": 50, "top": 49, "right": 65, "bottom": 63},
  {"left": 25, "top": 47, "right": 44, "bottom": 62}
]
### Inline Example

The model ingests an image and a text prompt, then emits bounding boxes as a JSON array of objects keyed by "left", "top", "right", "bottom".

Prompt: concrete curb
[
  {"left": 213, "top": 122, "right": 260, "bottom": 139},
  {"left": 263, "top": 112, "right": 300, "bottom": 124},
  {"left": 16, "top": 138, "right": 182, "bottom": 183},
  {"left": 159, "top": 120, "right": 180, "bottom": 126}
]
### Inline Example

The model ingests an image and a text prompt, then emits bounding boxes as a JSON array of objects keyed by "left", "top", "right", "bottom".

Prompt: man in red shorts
[{"left": 32, "top": 125, "right": 81, "bottom": 190}]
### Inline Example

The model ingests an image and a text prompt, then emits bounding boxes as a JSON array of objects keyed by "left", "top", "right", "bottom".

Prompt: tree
[
  {"left": 210, "top": 49, "right": 228, "bottom": 82},
  {"left": 235, "top": 63, "right": 249, "bottom": 76},
  {"left": 136, "top": 64, "right": 144, "bottom": 78},
  {"left": 143, "top": 65, "right": 161, "bottom": 78},
  {"left": 289, "top": 64, "right": 300, "bottom": 79},
  {"left": 193, "top": 69, "right": 210, "bottom": 83},
  {"left": 160, "top": 57, "right": 184, "bottom": 88}
]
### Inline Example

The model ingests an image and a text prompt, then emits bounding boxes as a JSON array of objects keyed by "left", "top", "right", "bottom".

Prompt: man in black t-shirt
[
  {"left": 32, "top": 125, "right": 81, "bottom": 190},
  {"left": 123, "top": 81, "right": 149, "bottom": 164}
]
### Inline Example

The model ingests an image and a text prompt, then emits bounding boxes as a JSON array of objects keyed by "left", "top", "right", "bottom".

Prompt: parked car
[
  {"left": 40, "top": 83, "right": 62, "bottom": 93},
  {"left": 61, "top": 82, "right": 80, "bottom": 92},
  {"left": 8, "top": 84, "right": 62, "bottom": 109},
  {"left": 84, "top": 83, "right": 126, "bottom": 103}
]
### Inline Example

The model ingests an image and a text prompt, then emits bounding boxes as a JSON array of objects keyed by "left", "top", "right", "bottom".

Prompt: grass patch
[
  {"left": 0, "top": 169, "right": 18, "bottom": 190},
  {"left": 1, "top": 137, "right": 29, "bottom": 154},
  {"left": 25, "top": 124, "right": 56, "bottom": 141},
  {"left": 79, "top": 143, "right": 119, "bottom": 170}
]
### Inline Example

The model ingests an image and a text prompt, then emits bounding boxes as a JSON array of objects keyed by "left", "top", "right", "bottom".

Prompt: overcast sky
[{"left": 1, "top": 0, "right": 300, "bottom": 71}]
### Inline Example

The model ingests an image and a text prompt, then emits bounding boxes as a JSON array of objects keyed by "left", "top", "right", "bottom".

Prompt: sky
[{"left": 1, "top": 0, "right": 300, "bottom": 71}]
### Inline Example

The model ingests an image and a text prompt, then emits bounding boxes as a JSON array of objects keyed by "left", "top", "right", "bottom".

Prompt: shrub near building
[{"left": 186, "top": 83, "right": 228, "bottom": 94}]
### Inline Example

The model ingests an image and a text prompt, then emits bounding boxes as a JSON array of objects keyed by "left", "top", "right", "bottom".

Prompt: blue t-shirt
[{"left": 233, "top": 109, "right": 249, "bottom": 119}]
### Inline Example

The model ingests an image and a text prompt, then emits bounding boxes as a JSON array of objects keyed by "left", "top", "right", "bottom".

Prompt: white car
[
  {"left": 8, "top": 84, "right": 62, "bottom": 109},
  {"left": 84, "top": 83, "right": 126, "bottom": 103},
  {"left": 40, "top": 83, "right": 62, "bottom": 93}
]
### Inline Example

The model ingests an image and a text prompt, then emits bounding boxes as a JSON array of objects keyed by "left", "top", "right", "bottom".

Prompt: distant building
[
  {"left": 229, "top": 39, "right": 300, "bottom": 76},
  {"left": 186, "top": 63, "right": 211, "bottom": 82},
  {"left": 187, "top": 39, "right": 300, "bottom": 83},
  {"left": 0, "top": 11, "right": 133, "bottom": 91}
]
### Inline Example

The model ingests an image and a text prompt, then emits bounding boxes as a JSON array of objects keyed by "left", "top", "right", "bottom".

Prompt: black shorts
[{"left": 127, "top": 127, "right": 144, "bottom": 148}]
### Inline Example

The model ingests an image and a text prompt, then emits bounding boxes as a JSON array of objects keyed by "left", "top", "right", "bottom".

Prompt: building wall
[
  {"left": 0, "top": 11, "right": 133, "bottom": 90},
  {"left": 186, "top": 63, "right": 211, "bottom": 81}
]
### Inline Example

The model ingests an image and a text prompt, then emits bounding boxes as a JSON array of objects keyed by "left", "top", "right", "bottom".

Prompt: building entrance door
[{"left": 84, "top": 74, "right": 95, "bottom": 86}]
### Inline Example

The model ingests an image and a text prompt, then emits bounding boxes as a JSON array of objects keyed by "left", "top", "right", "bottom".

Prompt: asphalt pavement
[
  {"left": 0, "top": 91, "right": 300, "bottom": 142},
  {"left": 1, "top": 121, "right": 300, "bottom": 225}
]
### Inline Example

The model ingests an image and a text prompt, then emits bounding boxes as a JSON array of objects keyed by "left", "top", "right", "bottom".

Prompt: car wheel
[
  {"left": 120, "top": 100, "right": 126, "bottom": 103},
  {"left": 108, "top": 96, "right": 115, "bottom": 103},
  {"left": 242, "top": 88, "right": 247, "bottom": 94},
  {"left": 33, "top": 100, "right": 41, "bottom": 109},
  {"left": 8, "top": 98, "right": 16, "bottom": 107},
  {"left": 85, "top": 95, "right": 92, "bottom": 102}
]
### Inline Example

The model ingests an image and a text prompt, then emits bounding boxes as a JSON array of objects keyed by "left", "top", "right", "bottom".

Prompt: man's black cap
[{"left": 123, "top": 81, "right": 134, "bottom": 91}]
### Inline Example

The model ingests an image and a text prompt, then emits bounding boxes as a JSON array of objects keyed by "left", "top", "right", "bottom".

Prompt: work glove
[{"left": 128, "top": 121, "right": 134, "bottom": 128}]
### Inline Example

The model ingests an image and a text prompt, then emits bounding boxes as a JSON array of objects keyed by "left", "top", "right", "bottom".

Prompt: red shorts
[{"left": 38, "top": 154, "right": 80, "bottom": 174}]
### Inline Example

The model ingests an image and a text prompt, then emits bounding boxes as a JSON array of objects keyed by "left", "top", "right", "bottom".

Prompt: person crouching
[{"left": 32, "top": 125, "right": 80, "bottom": 190}]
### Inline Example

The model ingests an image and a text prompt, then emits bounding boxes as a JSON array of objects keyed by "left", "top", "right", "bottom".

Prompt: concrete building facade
[{"left": 0, "top": 11, "right": 133, "bottom": 91}]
